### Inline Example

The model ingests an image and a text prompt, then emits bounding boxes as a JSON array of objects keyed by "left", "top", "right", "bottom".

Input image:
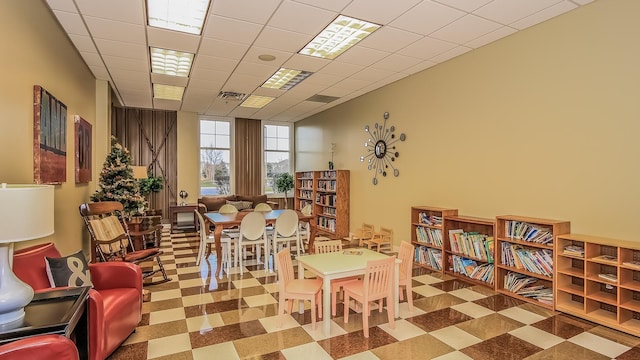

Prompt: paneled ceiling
[{"left": 45, "top": 0, "right": 595, "bottom": 122}]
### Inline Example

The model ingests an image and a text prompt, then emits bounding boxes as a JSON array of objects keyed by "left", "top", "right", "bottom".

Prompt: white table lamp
[{"left": 0, "top": 183, "right": 54, "bottom": 326}]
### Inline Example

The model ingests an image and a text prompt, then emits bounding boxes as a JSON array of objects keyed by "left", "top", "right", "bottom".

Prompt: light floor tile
[
  {"left": 181, "top": 293, "right": 214, "bottom": 307},
  {"left": 451, "top": 302, "right": 495, "bottom": 319},
  {"left": 150, "top": 288, "right": 182, "bottom": 302},
  {"left": 262, "top": 282, "right": 278, "bottom": 293},
  {"left": 397, "top": 302, "right": 426, "bottom": 319},
  {"left": 432, "top": 350, "right": 473, "bottom": 360},
  {"left": 243, "top": 293, "right": 277, "bottom": 307},
  {"left": 192, "top": 341, "right": 240, "bottom": 360},
  {"left": 569, "top": 331, "right": 631, "bottom": 358},
  {"left": 174, "top": 256, "right": 193, "bottom": 264},
  {"left": 250, "top": 268, "right": 277, "bottom": 278},
  {"left": 162, "top": 263, "right": 177, "bottom": 270},
  {"left": 499, "top": 306, "right": 546, "bottom": 325},
  {"left": 413, "top": 284, "right": 446, "bottom": 298},
  {"left": 146, "top": 333, "right": 192, "bottom": 359},
  {"left": 180, "top": 277, "right": 210, "bottom": 288},
  {"left": 173, "top": 249, "right": 194, "bottom": 256},
  {"left": 281, "top": 341, "right": 333, "bottom": 360},
  {"left": 302, "top": 320, "right": 348, "bottom": 341},
  {"left": 177, "top": 266, "right": 199, "bottom": 275},
  {"left": 338, "top": 351, "right": 380, "bottom": 360},
  {"left": 509, "top": 325, "right": 564, "bottom": 349},
  {"left": 378, "top": 319, "right": 426, "bottom": 341},
  {"left": 429, "top": 325, "right": 483, "bottom": 350},
  {"left": 448, "top": 288, "right": 487, "bottom": 302},
  {"left": 259, "top": 314, "right": 301, "bottom": 333},
  {"left": 185, "top": 312, "right": 225, "bottom": 333},
  {"left": 413, "top": 274, "right": 445, "bottom": 284},
  {"left": 232, "top": 278, "right": 262, "bottom": 289},
  {"left": 149, "top": 307, "right": 186, "bottom": 325}
]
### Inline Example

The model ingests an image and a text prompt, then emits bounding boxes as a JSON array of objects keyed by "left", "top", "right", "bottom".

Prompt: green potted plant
[
  {"left": 139, "top": 172, "right": 163, "bottom": 215},
  {"left": 274, "top": 172, "right": 294, "bottom": 209}
]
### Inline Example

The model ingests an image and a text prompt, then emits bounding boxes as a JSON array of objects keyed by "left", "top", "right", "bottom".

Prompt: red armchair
[
  {"left": 0, "top": 334, "right": 79, "bottom": 360},
  {"left": 12, "top": 243, "right": 143, "bottom": 360}
]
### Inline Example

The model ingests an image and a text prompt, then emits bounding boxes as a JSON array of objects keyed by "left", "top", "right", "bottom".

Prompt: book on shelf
[
  {"left": 597, "top": 273, "right": 617, "bottom": 282},
  {"left": 592, "top": 255, "right": 618, "bottom": 263},
  {"left": 505, "top": 221, "right": 554, "bottom": 245},
  {"left": 501, "top": 243, "right": 553, "bottom": 277},
  {"left": 415, "top": 247, "right": 443, "bottom": 270},
  {"left": 504, "top": 272, "right": 537, "bottom": 293},
  {"left": 563, "top": 245, "right": 584, "bottom": 258}
]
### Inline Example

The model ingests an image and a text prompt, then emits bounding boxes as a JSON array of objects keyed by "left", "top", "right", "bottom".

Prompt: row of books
[
  {"left": 415, "top": 247, "right": 442, "bottom": 270},
  {"left": 297, "top": 172, "right": 313, "bottom": 179},
  {"left": 298, "top": 189, "right": 313, "bottom": 199},
  {"left": 504, "top": 220, "right": 554, "bottom": 245},
  {"left": 317, "top": 216, "right": 336, "bottom": 232},
  {"left": 315, "top": 194, "right": 336, "bottom": 206},
  {"left": 322, "top": 207, "right": 336, "bottom": 216},
  {"left": 418, "top": 212, "right": 443, "bottom": 226},
  {"left": 299, "top": 199, "right": 313, "bottom": 209},
  {"left": 504, "top": 271, "right": 552, "bottom": 304},
  {"left": 415, "top": 226, "right": 443, "bottom": 246},
  {"left": 501, "top": 243, "right": 553, "bottom": 277},
  {"left": 317, "top": 180, "right": 337, "bottom": 191},
  {"left": 318, "top": 171, "right": 337, "bottom": 179},
  {"left": 297, "top": 179, "right": 313, "bottom": 189},
  {"left": 563, "top": 244, "right": 584, "bottom": 257},
  {"left": 449, "top": 229, "right": 494, "bottom": 262},
  {"left": 451, "top": 255, "right": 494, "bottom": 285}
]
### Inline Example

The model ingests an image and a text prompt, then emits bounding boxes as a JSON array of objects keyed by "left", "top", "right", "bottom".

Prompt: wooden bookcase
[
  {"left": 555, "top": 234, "right": 640, "bottom": 337},
  {"left": 442, "top": 215, "right": 496, "bottom": 288},
  {"left": 411, "top": 206, "right": 458, "bottom": 273},
  {"left": 295, "top": 170, "right": 350, "bottom": 239},
  {"left": 495, "top": 215, "right": 570, "bottom": 310}
]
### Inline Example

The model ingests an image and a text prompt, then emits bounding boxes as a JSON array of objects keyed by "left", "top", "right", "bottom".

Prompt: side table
[
  {"left": 169, "top": 203, "right": 199, "bottom": 233},
  {"left": 0, "top": 286, "right": 90, "bottom": 360}
]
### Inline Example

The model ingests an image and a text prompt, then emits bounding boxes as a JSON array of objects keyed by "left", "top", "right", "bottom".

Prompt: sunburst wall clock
[{"left": 360, "top": 112, "right": 406, "bottom": 185}]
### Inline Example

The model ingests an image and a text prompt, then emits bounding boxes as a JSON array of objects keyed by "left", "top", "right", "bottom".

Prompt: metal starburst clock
[{"left": 360, "top": 112, "right": 406, "bottom": 185}]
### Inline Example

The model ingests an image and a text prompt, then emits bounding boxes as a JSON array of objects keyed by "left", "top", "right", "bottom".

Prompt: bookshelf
[
  {"left": 442, "top": 215, "right": 496, "bottom": 288},
  {"left": 555, "top": 234, "right": 640, "bottom": 337},
  {"left": 295, "top": 170, "right": 350, "bottom": 239},
  {"left": 495, "top": 215, "right": 570, "bottom": 310},
  {"left": 410, "top": 206, "right": 458, "bottom": 273}
]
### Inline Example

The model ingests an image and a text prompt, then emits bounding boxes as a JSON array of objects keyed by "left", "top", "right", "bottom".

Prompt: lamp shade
[
  {"left": 0, "top": 184, "right": 54, "bottom": 243},
  {"left": 132, "top": 166, "right": 148, "bottom": 179}
]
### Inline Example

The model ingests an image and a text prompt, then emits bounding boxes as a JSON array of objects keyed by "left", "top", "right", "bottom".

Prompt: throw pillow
[
  {"left": 45, "top": 250, "right": 93, "bottom": 288},
  {"left": 226, "top": 200, "right": 252, "bottom": 211}
]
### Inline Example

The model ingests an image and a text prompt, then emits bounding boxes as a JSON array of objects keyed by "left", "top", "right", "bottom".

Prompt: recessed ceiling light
[
  {"left": 148, "top": 0, "right": 210, "bottom": 35},
  {"left": 262, "top": 68, "right": 313, "bottom": 90},
  {"left": 299, "top": 15, "right": 381, "bottom": 60},
  {"left": 240, "top": 95, "right": 275, "bottom": 108},
  {"left": 150, "top": 47, "right": 194, "bottom": 77},
  {"left": 153, "top": 84, "right": 184, "bottom": 101},
  {"left": 258, "top": 54, "right": 276, "bottom": 61}
]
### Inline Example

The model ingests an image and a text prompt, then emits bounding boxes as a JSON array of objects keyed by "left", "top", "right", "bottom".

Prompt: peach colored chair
[
  {"left": 314, "top": 240, "right": 359, "bottom": 316},
  {"left": 354, "top": 223, "right": 375, "bottom": 247},
  {"left": 342, "top": 256, "right": 396, "bottom": 338},
  {"left": 397, "top": 241, "right": 415, "bottom": 311},
  {"left": 364, "top": 227, "right": 393, "bottom": 252},
  {"left": 276, "top": 248, "right": 322, "bottom": 330}
]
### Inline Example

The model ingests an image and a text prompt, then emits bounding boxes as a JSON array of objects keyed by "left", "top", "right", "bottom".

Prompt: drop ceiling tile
[
  {"left": 151, "top": 73, "right": 189, "bottom": 87},
  {"left": 402, "top": 60, "right": 438, "bottom": 75},
  {"left": 234, "top": 61, "right": 279, "bottom": 79},
  {"left": 510, "top": 1, "right": 577, "bottom": 30},
  {"left": 223, "top": 73, "right": 265, "bottom": 92},
  {"left": 473, "top": 0, "right": 563, "bottom": 25},
  {"left": 203, "top": 15, "right": 263, "bottom": 44},
  {"left": 228, "top": 106, "right": 260, "bottom": 118},
  {"left": 193, "top": 54, "right": 239, "bottom": 72},
  {"left": 358, "top": 26, "right": 422, "bottom": 53},
  {"left": 572, "top": 0, "right": 593, "bottom": 4},
  {"left": 397, "top": 36, "right": 458, "bottom": 60},
  {"left": 207, "top": 98, "right": 241, "bottom": 115},
  {"left": 303, "top": 72, "right": 345, "bottom": 87},
  {"left": 102, "top": 55, "right": 148, "bottom": 72},
  {"left": 68, "top": 34, "right": 97, "bottom": 53},
  {"left": 75, "top": 0, "right": 144, "bottom": 24},
  {"left": 433, "top": 0, "right": 492, "bottom": 12},
  {"left": 251, "top": 87, "right": 286, "bottom": 98},
  {"left": 46, "top": 0, "right": 77, "bottom": 12},
  {"left": 84, "top": 16, "right": 145, "bottom": 43},
  {"left": 253, "top": 26, "right": 312, "bottom": 53},
  {"left": 211, "top": 0, "right": 280, "bottom": 25},
  {"left": 242, "top": 46, "right": 293, "bottom": 66},
  {"left": 79, "top": 52, "right": 103, "bottom": 67},
  {"left": 283, "top": 54, "right": 330, "bottom": 72},
  {"left": 350, "top": 67, "right": 396, "bottom": 82},
  {"left": 182, "top": 90, "right": 215, "bottom": 113},
  {"left": 88, "top": 65, "right": 110, "bottom": 80},
  {"left": 52, "top": 10, "right": 89, "bottom": 36},
  {"left": 390, "top": 0, "right": 465, "bottom": 35},
  {"left": 317, "top": 61, "right": 364, "bottom": 77},
  {"left": 94, "top": 39, "right": 147, "bottom": 59},
  {"left": 371, "top": 54, "right": 423, "bottom": 72},
  {"left": 118, "top": 87, "right": 152, "bottom": 97},
  {"left": 188, "top": 77, "right": 225, "bottom": 91},
  {"left": 153, "top": 98, "right": 182, "bottom": 110},
  {"left": 292, "top": 0, "right": 351, "bottom": 12},
  {"left": 334, "top": 46, "right": 390, "bottom": 67},
  {"left": 123, "top": 98, "right": 153, "bottom": 109},
  {"left": 110, "top": 69, "right": 150, "bottom": 83},
  {"left": 267, "top": 1, "right": 337, "bottom": 35},
  {"left": 465, "top": 26, "right": 517, "bottom": 48},
  {"left": 190, "top": 67, "right": 230, "bottom": 83},
  {"left": 199, "top": 38, "right": 249, "bottom": 60},
  {"left": 430, "top": 45, "right": 472, "bottom": 63},
  {"left": 430, "top": 14, "right": 502, "bottom": 44},
  {"left": 147, "top": 27, "right": 200, "bottom": 54},
  {"left": 333, "top": 77, "right": 370, "bottom": 91},
  {"left": 342, "top": 0, "right": 422, "bottom": 25}
]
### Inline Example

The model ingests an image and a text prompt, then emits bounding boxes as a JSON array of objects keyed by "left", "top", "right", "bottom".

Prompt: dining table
[
  {"left": 204, "top": 209, "right": 317, "bottom": 278},
  {"left": 296, "top": 248, "right": 401, "bottom": 336}
]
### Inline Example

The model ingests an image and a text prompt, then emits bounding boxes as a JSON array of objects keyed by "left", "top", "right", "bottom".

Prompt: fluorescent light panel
[
  {"left": 148, "top": 0, "right": 210, "bottom": 35},
  {"left": 240, "top": 95, "right": 275, "bottom": 108},
  {"left": 299, "top": 15, "right": 381, "bottom": 60},
  {"left": 150, "top": 47, "right": 194, "bottom": 77},
  {"left": 262, "top": 68, "right": 313, "bottom": 90},
  {"left": 153, "top": 84, "right": 184, "bottom": 100}
]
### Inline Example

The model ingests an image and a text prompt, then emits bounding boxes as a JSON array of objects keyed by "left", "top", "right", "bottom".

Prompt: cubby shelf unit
[{"left": 410, "top": 206, "right": 458, "bottom": 274}]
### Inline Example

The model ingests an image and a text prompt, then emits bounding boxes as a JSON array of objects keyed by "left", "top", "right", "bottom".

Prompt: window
[
  {"left": 264, "top": 124, "right": 291, "bottom": 194},
  {"left": 200, "top": 119, "right": 231, "bottom": 196}
]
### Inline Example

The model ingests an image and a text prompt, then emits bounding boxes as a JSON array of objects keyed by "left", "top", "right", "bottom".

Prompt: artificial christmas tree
[{"left": 91, "top": 136, "right": 146, "bottom": 217}]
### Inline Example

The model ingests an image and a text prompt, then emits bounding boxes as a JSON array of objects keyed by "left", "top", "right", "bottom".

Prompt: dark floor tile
[
  {"left": 184, "top": 298, "right": 247, "bottom": 317},
  {"left": 256, "top": 275, "right": 278, "bottom": 284},
  {"left": 190, "top": 320, "right": 267, "bottom": 348},
  {"left": 139, "top": 312, "right": 150, "bottom": 326},
  {"left": 461, "top": 333, "right": 542, "bottom": 360},
  {"left": 616, "top": 346, "right": 640, "bottom": 360},
  {"left": 473, "top": 294, "right": 525, "bottom": 311},
  {"left": 107, "top": 341, "right": 148, "bottom": 360},
  {"left": 406, "top": 308, "right": 473, "bottom": 332},
  {"left": 531, "top": 314, "right": 596, "bottom": 339},
  {"left": 431, "top": 279, "right": 474, "bottom": 291},
  {"left": 181, "top": 281, "right": 232, "bottom": 296},
  {"left": 317, "top": 326, "right": 397, "bottom": 358}
]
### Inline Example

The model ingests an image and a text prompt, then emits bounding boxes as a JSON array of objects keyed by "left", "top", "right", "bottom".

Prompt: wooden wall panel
[{"left": 234, "top": 118, "right": 262, "bottom": 195}]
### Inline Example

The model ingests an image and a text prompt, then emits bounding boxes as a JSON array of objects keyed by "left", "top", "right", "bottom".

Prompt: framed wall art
[
  {"left": 33, "top": 85, "right": 67, "bottom": 184},
  {"left": 74, "top": 115, "right": 92, "bottom": 183}
]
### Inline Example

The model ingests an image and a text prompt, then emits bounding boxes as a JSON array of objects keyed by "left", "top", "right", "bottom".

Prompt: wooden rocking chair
[{"left": 79, "top": 201, "right": 171, "bottom": 285}]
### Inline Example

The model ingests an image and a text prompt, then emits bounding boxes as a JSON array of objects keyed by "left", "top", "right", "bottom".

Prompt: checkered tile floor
[{"left": 107, "top": 228, "right": 640, "bottom": 359}]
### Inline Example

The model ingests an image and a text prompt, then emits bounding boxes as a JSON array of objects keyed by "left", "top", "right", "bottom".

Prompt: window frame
[
  {"left": 262, "top": 121, "right": 294, "bottom": 196},
  {"left": 199, "top": 117, "right": 234, "bottom": 196}
]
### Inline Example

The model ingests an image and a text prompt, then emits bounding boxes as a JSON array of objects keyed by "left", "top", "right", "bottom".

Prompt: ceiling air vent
[
  {"left": 218, "top": 91, "right": 247, "bottom": 101},
  {"left": 306, "top": 94, "right": 339, "bottom": 103}
]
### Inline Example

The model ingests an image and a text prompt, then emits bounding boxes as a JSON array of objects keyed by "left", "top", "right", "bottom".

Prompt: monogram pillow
[{"left": 45, "top": 250, "right": 93, "bottom": 288}]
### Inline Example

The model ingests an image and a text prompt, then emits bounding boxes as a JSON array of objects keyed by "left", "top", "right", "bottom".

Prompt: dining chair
[
  {"left": 397, "top": 241, "right": 415, "bottom": 311},
  {"left": 237, "top": 211, "right": 268, "bottom": 272},
  {"left": 272, "top": 210, "right": 301, "bottom": 268},
  {"left": 342, "top": 256, "right": 396, "bottom": 338},
  {"left": 314, "top": 239, "right": 360, "bottom": 316},
  {"left": 254, "top": 203, "right": 273, "bottom": 211},
  {"left": 194, "top": 210, "right": 231, "bottom": 276},
  {"left": 364, "top": 227, "right": 393, "bottom": 252},
  {"left": 354, "top": 223, "right": 375, "bottom": 247},
  {"left": 276, "top": 248, "right": 322, "bottom": 330}
]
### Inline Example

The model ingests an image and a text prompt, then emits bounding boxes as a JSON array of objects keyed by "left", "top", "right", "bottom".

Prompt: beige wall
[
  {"left": 296, "top": 0, "right": 640, "bottom": 245},
  {"left": 177, "top": 111, "right": 200, "bottom": 204},
  {"left": 0, "top": 1, "right": 107, "bottom": 255}
]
